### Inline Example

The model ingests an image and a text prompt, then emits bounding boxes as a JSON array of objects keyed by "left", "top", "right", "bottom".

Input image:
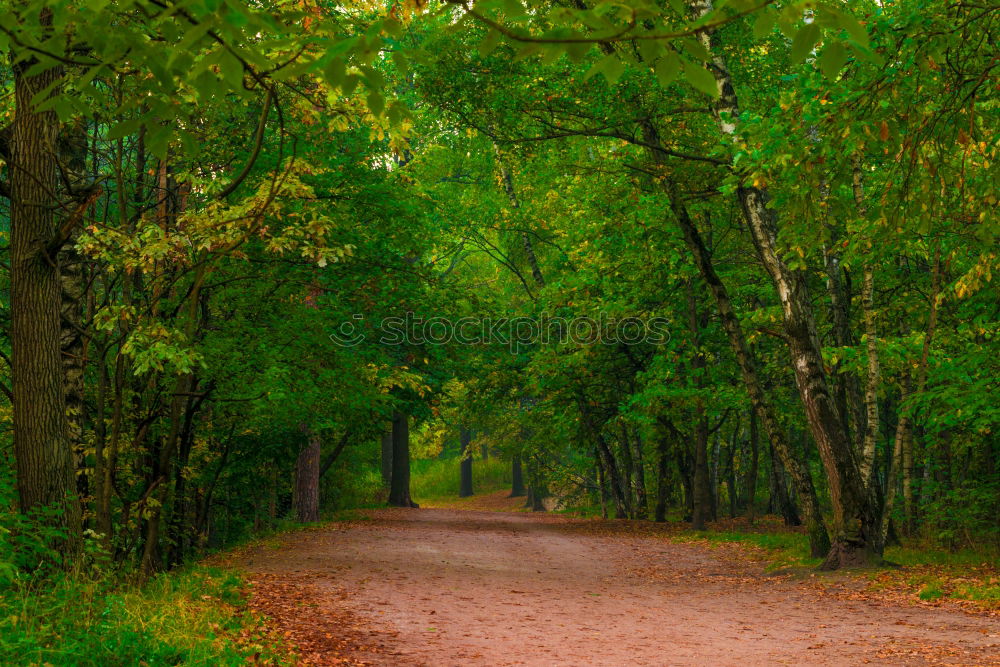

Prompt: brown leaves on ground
[
  {"left": 416, "top": 489, "right": 529, "bottom": 512},
  {"left": 245, "top": 573, "right": 381, "bottom": 666},
  {"left": 807, "top": 564, "right": 1000, "bottom": 618}
]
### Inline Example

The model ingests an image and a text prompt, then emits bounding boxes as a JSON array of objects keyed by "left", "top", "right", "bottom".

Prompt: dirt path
[{"left": 239, "top": 506, "right": 999, "bottom": 666}]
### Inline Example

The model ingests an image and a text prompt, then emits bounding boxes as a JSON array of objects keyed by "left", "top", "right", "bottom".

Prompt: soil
[{"left": 237, "top": 498, "right": 999, "bottom": 666}]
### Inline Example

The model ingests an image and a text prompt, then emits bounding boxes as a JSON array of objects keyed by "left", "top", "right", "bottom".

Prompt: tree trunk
[
  {"left": 380, "top": 429, "right": 393, "bottom": 487},
  {"left": 690, "top": 0, "right": 868, "bottom": 567},
  {"left": 459, "top": 426, "right": 474, "bottom": 497},
  {"left": 744, "top": 410, "right": 760, "bottom": 522},
  {"left": 509, "top": 455, "right": 526, "bottom": 497},
  {"left": 691, "top": 414, "right": 711, "bottom": 530},
  {"left": 595, "top": 457, "right": 609, "bottom": 518},
  {"left": 726, "top": 427, "right": 738, "bottom": 519},
  {"left": 388, "top": 411, "right": 417, "bottom": 507},
  {"left": 60, "top": 244, "right": 87, "bottom": 501},
  {"left": 630, "top": 428, "right": 649, "bottom": 520},
  {"left": 295, "top": 430, "right": 321, "bottom": 523},
  {"left": 654, "top": 421, "right": 674, "bottom": 523},
  {"left": 58, "top": 118, "right": 91, "bottom": 508},
  {"left": 687, "top": 280, "right": 713, "bottom": 531},
  {"left": 640, "top": 117, "right": 829, "bottom": 558},
  {"left": 711, "top": 431, "right": 722, "bottom": 520},
  {"left": 769, "top": 442, "right": 801, "bottom": 527},
  {"left": 617, "top": 422, "right": 635, "bottom": 518},
  {"left": 852, "top": 162, "right": 880, "bottom": 487},
  {"left": 10, "top": 47, "right": 82, "bottom": 552},
  {"left": 596, "top": 434, "right": 628, "bottom": 518}
]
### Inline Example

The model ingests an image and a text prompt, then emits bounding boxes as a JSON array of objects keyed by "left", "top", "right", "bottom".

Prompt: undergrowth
[
  {"left": 410, "top": 456, "right": 511, "bottom": 502},
  {"left": 678, "top": 525, "right": 999, "bottom": 609},
  {"left": 0, "top": 565, "right": 287, "bottom": 666}
]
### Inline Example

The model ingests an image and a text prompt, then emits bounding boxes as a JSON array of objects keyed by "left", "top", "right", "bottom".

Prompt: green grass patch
[
  {"left": 883, "top": 544, "right": 999, "bottom": 568},
  {"left": 917, "top": 580, "right": 946, "bottom": 601},
  {"left": 410, "top": 456, "right": 511, "bottom": 502},
  {"left": 678, "top": 529, "right": 822, "bottom": 571},
  {"left": 0, "top": 566, "right": 288, "bottom": 666}
]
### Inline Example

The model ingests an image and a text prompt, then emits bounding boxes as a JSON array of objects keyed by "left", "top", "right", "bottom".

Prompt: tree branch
[{"left": 217, "top": 89, "right": 273, "bottom": 200}]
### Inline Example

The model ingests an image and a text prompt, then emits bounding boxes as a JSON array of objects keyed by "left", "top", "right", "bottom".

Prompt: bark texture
[
  {"left": 295, "top": 431, "right": 321, "bottom": 523},
  {"left": 10, "top": 49, "right": 82, "bottom": 547}
]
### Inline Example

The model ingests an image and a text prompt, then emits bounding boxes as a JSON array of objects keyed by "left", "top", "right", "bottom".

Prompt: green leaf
[
  {"left": 367, "top": 91, "right": 385, "bottom": 117},
  {"left": 841, "top": 16, "right": 870, "bottom": 48},
  {"left": 679, "top": 37, "right": 710, "bottom": 62},
  {"left": 361, "top": 66, "right": 386, "bottom": 91},
  {"left": 324, "top": 58, "right": 346, "bottom": 88},
  {"left": 654, "top": 52, "right": 681, "bottom": 87},
  {"left": 501, "top": 0, "right": 528, "bottom": 19},
  {"left": 382, "top": 17, "right": 403, "bottom": 37},
  {"left": 683, "top": 59, "right": 718, "bottom": 98},
  {"left": 513, "top": 43, "right": 541, "bottom": 62},
  {"left": 108, "top": 118, "right": 143, "bottom": 141},
  {"left": 790, "top": 23, "right": 821, "bottom": 63},
  {"left": 638, "top": 38, "right": 663, "bottom": 64},
  {"left": 386, "top": 101, "right": 404, "bottom": 126},
  {"left": 752, "top": 10, "right": 777, "bottom": 39},
  {"left": 585, "top": 53, "right": 625, "bottom": 84},
  {"left": 822, "top": 5, "right": 870, "bottom": 48},
  {"left": 817, "top": 42, "right": 849, "bottom": 80},
  {"left": 342, "top": 74, "right": 361, "bottom": 96},
  {"left": 146, "top": 126, "right": 170, "bottom": 160},
  {"left": 564, "top": 41, "right": 591, "bottom": 63},
  {"left": 478, "top": 29, "right": 501, "bottom": 58},
  {"left": 391, "top": 51, "right": 409, "bottom": 77},
  {"left": 539, "top": 44, "right": 563, "bottom": 67}
]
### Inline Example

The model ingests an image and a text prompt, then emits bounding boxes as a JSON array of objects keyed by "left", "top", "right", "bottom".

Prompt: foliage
[
  {"left": 0, "top": 565, "right": 285, "bottom": 666},
  {"left": 0, "top": 0, "right": 996, "bottom": 655}
]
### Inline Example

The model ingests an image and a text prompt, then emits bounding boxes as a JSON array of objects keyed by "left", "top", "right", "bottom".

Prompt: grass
[
  {"left": 676, "top": 524, "right": 1000, "bottom": 610},
  {"left": 0, "top": 566, "right": 288, "bottom": 666},
  {"left": 410, "top": 456, "right": 512, "bottom": 503},
  {"left": 870, "top": 543, "right": 1000, "bottom": 608},
  {"left": 672, "top": 528, "right": 823, "bottom": 572},
  {"left": 546, "top": 501, "right": 1000, "bottom": 610}
]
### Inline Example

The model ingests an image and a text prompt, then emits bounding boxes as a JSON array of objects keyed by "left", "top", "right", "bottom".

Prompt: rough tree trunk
[
  {"left": 691, "top": 0, "right": 869, "bottom": 566},
  {"left": 295, "top": 429, "right": 321, "bottom": 523},
  {"left": 640, "top": 116, "right": 829, "bottom": 558},
  {"left": 388, "top": 411, "right": 417, "bottom": 507},
  {"left": 10, "top": 47, "right": 82, "bottom": 551}
]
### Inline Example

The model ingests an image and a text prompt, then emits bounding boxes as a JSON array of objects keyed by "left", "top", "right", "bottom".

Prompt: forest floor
[{"left": 226, "top": 493, "right": 1000, "bottom": 666}]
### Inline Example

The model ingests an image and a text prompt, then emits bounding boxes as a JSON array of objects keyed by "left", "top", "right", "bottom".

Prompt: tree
[
  {"left": 388, "top": 412, "right": 417, "bottom": 508},
  {"left": 459, "top": 426, "right": 474, "bottom": 498}
]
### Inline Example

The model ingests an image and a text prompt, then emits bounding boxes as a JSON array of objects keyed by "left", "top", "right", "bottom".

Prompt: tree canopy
[{"left": 0, "top": 0, "right": 996, "bottom": 584}]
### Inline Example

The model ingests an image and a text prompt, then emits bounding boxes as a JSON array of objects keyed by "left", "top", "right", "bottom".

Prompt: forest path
[{"left": 238, "top": 503, "right": 998, "bottom": 666}]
